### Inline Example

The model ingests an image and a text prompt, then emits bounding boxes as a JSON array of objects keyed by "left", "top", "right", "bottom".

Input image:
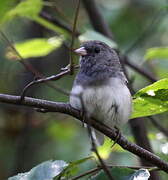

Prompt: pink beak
[{"left": 74, "top": 47, "right": 87, "bottom": 56}]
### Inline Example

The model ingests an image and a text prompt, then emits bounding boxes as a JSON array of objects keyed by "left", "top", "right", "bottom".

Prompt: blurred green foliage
[
  {"left": 0, "top": 0, "right": 168, "bottom": 179},
  {"left": 145, "top": 47, "right": 168, "bottom": 60},
  {"left": 6, "top": 37, "right": 63, "bottom": 59},
  {"left": 0, "top": 0, "right": 42, "bottom": 25}
]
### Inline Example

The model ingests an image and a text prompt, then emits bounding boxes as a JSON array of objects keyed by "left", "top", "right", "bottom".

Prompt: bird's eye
[{"left": 94, "top": 47, "right": 100, "bottom": 53}]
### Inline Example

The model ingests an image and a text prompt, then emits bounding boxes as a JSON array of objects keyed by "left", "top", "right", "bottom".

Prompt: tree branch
[
  {"left": 82, "top": 0, "right": 113, "bottom": 39},
  {"left": 123, "top": 56, "right": 157, "bottom": 83},
  {"left": 0, "top": 93, "right": 168, "bottom": 173},
  {"left": 149, "top": 117, "right": 168, "bottom": 138},
  {"left": 40, "top": 11, "right": 80, "bottom": 36},
  {"left": 69, "top": 0, "right": 81, "bottom": 74},
  {"left": 70, "top": 165, "right": 159, "bottom": 180},
  {"left": 20, "top": 69, "right": 70, "bottom": 100}
]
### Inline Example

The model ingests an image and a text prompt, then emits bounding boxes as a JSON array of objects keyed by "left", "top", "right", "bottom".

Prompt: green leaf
[
  {"left": 6, "top": 37, "right": 63, "bottom": 59},
  {"left": 69, "top": 156, "right": 93, "bottom": 166},
  {"left": 95, "top": 167, "right": 134, "bottom": 180},
  {"left": 62, "top": 156, "right": 93, "bottom": 177},
  {"left": 0, "top": 0, "right": 70, "bottom": 36},
  {"left": 79, "top": 30, "right": 117, "bottom": 48},
  {"left": 92, "top": 138, "right": 124, "bottom": 160},
  {"left": 34, "top": 16, "right": 69, "bottom": 36},
  {"left": 144, "top": 47, "right": 168, "bottom": 61},
  {"left": 0, "top": 0, "right": 17, "bottom": 23},
  {"left": 129, "top": 169, "right": 150, "bottom": 180},
  {"left": 95, "top": 168, "right": 150, "bottom": 180},
  {"left": 132, "top": 78, "right": 168, "bottom": 118},
  {"left": 8, "top": 160, "right": 68, "bottom": 180},
  {"left": 2, "top": 0, "right": 42, "bottom": 23}
]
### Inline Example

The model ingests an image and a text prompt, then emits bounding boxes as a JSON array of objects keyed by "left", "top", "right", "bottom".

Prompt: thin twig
[
  {"left": 44, "top": 0, "right": 74, "bottom": 25},
  {"left": 0, "top": 30, "right": 41, "bottom": 77},
  {"left": 20, "top": 69, "right": 70, "bottom": 100},
  {"left": 70, "top": 167, "right": 101, "bottom": 180},
  {"left": 123, "top": 56, "right": 157, "bottom": 83},
  {"left": 148, "top": 117, "right": 168, "bottom": 138},
  {"left": 69, "top": 0, "right": 81, "bottom": 74},
  {"left": 70, "top": 165, "right": 159, "bottom": 180},
  {"left": 82, "top": 0, "right": 113, "bottom": 39},
  {"left": 20, "top": 64, "right": 79, "bottom": 100},
  {"left": 40, "top": 11, "right": 80, "bottom": 36}
]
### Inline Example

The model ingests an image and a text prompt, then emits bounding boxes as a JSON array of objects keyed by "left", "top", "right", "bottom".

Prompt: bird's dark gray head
[
  {"left": 75, "top": 40, "right": 116, "bottom": 59},
  {"left": 74, "top": 40, "right": 126, "bottom": 85}
]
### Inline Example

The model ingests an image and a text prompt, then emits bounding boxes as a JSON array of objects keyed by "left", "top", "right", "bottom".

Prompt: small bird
[{"left": 70, "top": 40, "right": 132, "bottom": 145}]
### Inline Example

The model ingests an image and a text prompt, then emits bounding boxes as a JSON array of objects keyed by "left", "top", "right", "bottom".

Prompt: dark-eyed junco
[{"left": 70, "top": 40, "right": 132, "bottom": 145}]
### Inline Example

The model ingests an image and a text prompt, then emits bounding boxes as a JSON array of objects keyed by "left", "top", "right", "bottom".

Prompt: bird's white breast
[{"left": 70, "top": 78, "right": 132, "bottom": 128}]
